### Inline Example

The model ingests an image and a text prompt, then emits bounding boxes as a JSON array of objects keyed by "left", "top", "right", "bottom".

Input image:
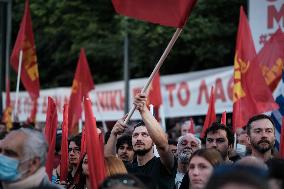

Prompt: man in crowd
[
  {"left": 116, "top": 134, "right": 135, "bottom": 163},
  {"left": 175, "top": 133, "right": 201, "bottom": 189},
  {"left": 246, "top": 114, "right": 275, "bottom": 161},
  {"left": 0, "top": 128, "right": 62, "bottom": 189},
  {"left": 168, "top": 139, "right": 178, "bottom": 157},
  {"left": 204, "top": 122, "right": 235, "bottom": 162},
  {"left": 180, "top": 121, "right": 193, "bottom": 136},
  {"left": 105, "top": 93, "right": 176, "bottom": 189}
]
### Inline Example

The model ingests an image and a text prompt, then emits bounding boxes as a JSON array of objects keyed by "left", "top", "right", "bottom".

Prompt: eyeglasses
[
  {"left": 100, "top": 176, "right": 144, "bottom": 189},
  {"left": 68, "top": 147, "right": 80, "bottom": 153}
]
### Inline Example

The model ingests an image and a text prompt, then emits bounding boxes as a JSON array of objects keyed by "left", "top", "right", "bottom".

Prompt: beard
[
  {"left": 134, "top": 147, "right": 152, "bottom": 156},
  {"left": 178, "top": 152, "right": 190, "bottom": 163},
  {"left": 251, "top": 139, "right": 274, "bottom": 153}
]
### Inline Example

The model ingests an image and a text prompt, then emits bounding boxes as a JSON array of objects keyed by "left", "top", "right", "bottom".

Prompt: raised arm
[
  {"left": 104, "top": 117, "right": 127, "bottom": 157},
  {"left": 134, "top": 93, "right": 174, "bottom": 172}
]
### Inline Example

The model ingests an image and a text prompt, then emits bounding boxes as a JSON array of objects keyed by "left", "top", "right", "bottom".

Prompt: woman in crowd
[{"left": 179, "top": 148, "right": 224, "bottom": 189}]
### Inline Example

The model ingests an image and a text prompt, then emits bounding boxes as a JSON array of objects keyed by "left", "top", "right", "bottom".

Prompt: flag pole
[
  {"left": 123, "top": 28, "right": 183, "bottom": 124},
  {"left": 14, "top": 49, "right": 23, "bottom": 120}
]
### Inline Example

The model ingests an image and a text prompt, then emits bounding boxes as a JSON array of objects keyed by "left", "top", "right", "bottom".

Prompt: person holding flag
[{"left": 105, "top": 93, "right": 176, "bottom": 189}]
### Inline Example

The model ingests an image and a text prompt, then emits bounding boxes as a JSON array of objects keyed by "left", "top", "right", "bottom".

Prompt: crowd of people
[{"left": 0, "top": 93, "right": 283, "bottom": 189}]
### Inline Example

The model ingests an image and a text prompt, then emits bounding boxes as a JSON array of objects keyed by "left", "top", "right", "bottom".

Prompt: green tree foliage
[{"left": 11, "top": 0, "right": 246, "bottom": 88}]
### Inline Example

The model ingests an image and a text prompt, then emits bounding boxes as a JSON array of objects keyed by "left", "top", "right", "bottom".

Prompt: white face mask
[{"left": 236, "top": 143, "right": 247, "bottom": 157}]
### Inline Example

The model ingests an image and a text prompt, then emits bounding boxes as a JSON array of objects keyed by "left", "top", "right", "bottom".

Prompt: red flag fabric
[
  {"left": 44, "top": 97, "right": 58, "bottom": 180},
  {"left": 256, "top": 28, "right": 284, "bottom": 91},
  {"left": 68, "top": 49, "right": 94, "bottom": 135},
  {"left": 27, "top": 99, "right": 37, "bottom": 124},
  {"left": 84, "top": 96, "right": 106, "bottom": 188},
  {"left": 232, "top": 7, "right": 278, "bottom": 131},
  {"left": 2, "top": 76, "right": 13, "bottom": 131},
  {"left": 10, "top": 0, "right": 40, "bottom": 100},
  {"left": 60, "top": 104, "right": 69, "bottom": 182},
  {"left": 149, "top": 72, "right": 162, "bottom": 107},
  {"left": 221, "top": 111, "right": 226, "bottom": 126},
  {"left": 201, "top": 86, "right": 216, "bottom": 138},
  {"left": 80, "top": 126, "right": 86, "bottom": 155},
  {"left": 112, "top": 0, "right": 197, "bottom": 28},
  {"left": 280, "top": 117, "right": 284, "bottom": 158},
  {"left": 189, "top": 118, "right": 195, "bottom": 134}
]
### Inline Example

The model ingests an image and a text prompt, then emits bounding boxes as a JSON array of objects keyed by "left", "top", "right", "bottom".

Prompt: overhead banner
[
  {"left": 3, "top": 66, "right": 234, "bottom": 122},
  {"left": 249, "top": 0, "right": 284, "bottom": 52}
]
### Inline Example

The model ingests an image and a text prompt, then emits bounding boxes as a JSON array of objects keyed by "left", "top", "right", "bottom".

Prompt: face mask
[
  {"left": 0, "top": 154, "right": 21, "bottom": 182},
  {"left": 236, "top": 143, "right": 247, "bottom": 157}
]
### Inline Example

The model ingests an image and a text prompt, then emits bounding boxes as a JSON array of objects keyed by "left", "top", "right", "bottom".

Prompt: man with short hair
[
  {"left": 175, "top": 133, "right": 201, "bottom": 189},
  {"left": 246, "top": 114, "right": 275, "bottom": 161},
  {"left": 116, "top": 134, "right": 135, "bottom": 163},
  {"left": 204, "top": 122, "right": 235, "bottom": 162},
  {"left": 105, "top": 93, "right": 176, "bottom": 189},
  {"left": 0, "top": 128, "right": 62, "bottom": 189}
]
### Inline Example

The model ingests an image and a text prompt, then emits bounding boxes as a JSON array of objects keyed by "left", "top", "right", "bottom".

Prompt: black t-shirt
[{"left": 127, "top": 156, "right": 177, "bottom": 189}]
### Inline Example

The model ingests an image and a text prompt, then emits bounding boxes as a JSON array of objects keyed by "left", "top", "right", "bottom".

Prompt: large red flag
[
  {"left": 201, "top": 87, "right": 216, "bottom": 138},
  {"left": 10, "top": 0, "right": 40, "bottom": 100},
  {"left": 60, "top": 104, "right": 69, "bottom": 182},
  {"left": 257, "top": 28, "right": 284, "bottom": 91},
  {"left": 68, "top": 49, "right": 94, "bottom": 135},
  {"left": 112, "top": 0, "right": 197, "bottom": 28},
  {"left": 232, "top": 7, "right": 278, "bottom": 131},
  {"left": 84, "top": 96, "right": 106, "bottom": 188},
  {"left": 44, "top": 97, "right": 58, "bottom": 180}
]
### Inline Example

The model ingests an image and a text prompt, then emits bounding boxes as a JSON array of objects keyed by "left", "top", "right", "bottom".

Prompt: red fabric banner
[
  {"left": 221, "top": 111, "right": 226, "bottom": 126},
  {"left": 68, "top": 49, "right": 94, "bottom": 135},
  {"left": 256, "top": 28, "right": 284, "bottom": 91},
  {"left": 84, "top": 96, "right": 106, "bottom": 188},
  {"left": 60, "top": 104, "right": 69, "bottom": 182},
  {"left": 201, "top": 87, "right": 216, "bottom": 138},
  {"left": 10, "top": 0, "right": 40, "bottom": 100},
  {"left": 232, "top": 7, "right": 278, "bottom": 131},
  {"left": 112, "top": 0, "right": 197, "bottom": 28},
  {"left": 44, "top": 97, "right": 58, "bottom": 180}
]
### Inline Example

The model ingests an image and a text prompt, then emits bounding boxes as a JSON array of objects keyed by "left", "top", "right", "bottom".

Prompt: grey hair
[
  {"left": 177, "top": 133, "right": 202, "bottom": 149},
  {"left": 19, "top": 128, "right": 48, "bottom": 166}
]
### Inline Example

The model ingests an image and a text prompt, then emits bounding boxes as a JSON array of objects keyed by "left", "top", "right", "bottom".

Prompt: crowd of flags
[{"left": 1, "top": 0, "right": 284, "bottom": 187}]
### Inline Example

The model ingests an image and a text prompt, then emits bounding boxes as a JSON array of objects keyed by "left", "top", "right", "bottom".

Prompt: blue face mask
[{"left": 0, "top": 154, "right": 21, "bottom": 182}]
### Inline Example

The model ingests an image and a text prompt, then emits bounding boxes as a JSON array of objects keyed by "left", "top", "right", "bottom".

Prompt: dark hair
[
  {"left": 204, "top": 122, "right": 234, "bottom": 145},
  {"left": 116, "top": 135, "right": 132, "bottom": 153},
  {"left": 72, "top": 153, "right": 87, "bottom": 189},
  {"left": 133, "top": 121, "right": 146, "bottom": 130},
  {"left": 266, "top": 158, "right": 284, "bottom": 181},
  {"left": 99, "top": 174, "right": 146, "bottom": 189},
  {"left": 206, "top": 165, "right": 268, "bottom": 189},
  {"left": 68, "top": 133, "right": 82, "bottom": 148},
  {"left": 246, "top": 114, "right": 275, "bottom": 136},
  {"left": 168, "top": 139, "right": 177, "bottom": 146}
]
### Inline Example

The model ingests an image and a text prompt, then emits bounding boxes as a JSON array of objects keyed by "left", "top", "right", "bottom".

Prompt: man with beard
[
  {"left": 204, "top": 122, "right": 235, "bottom": 162},
  {"left": 246, "top": 114, "right": 275, "bottom": 161},
  {"left": 106, "top": 93, "right": 176, "bottom": 189},
  {"left": 175, "top": 133, "right": 201, "bottom": 189}
]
